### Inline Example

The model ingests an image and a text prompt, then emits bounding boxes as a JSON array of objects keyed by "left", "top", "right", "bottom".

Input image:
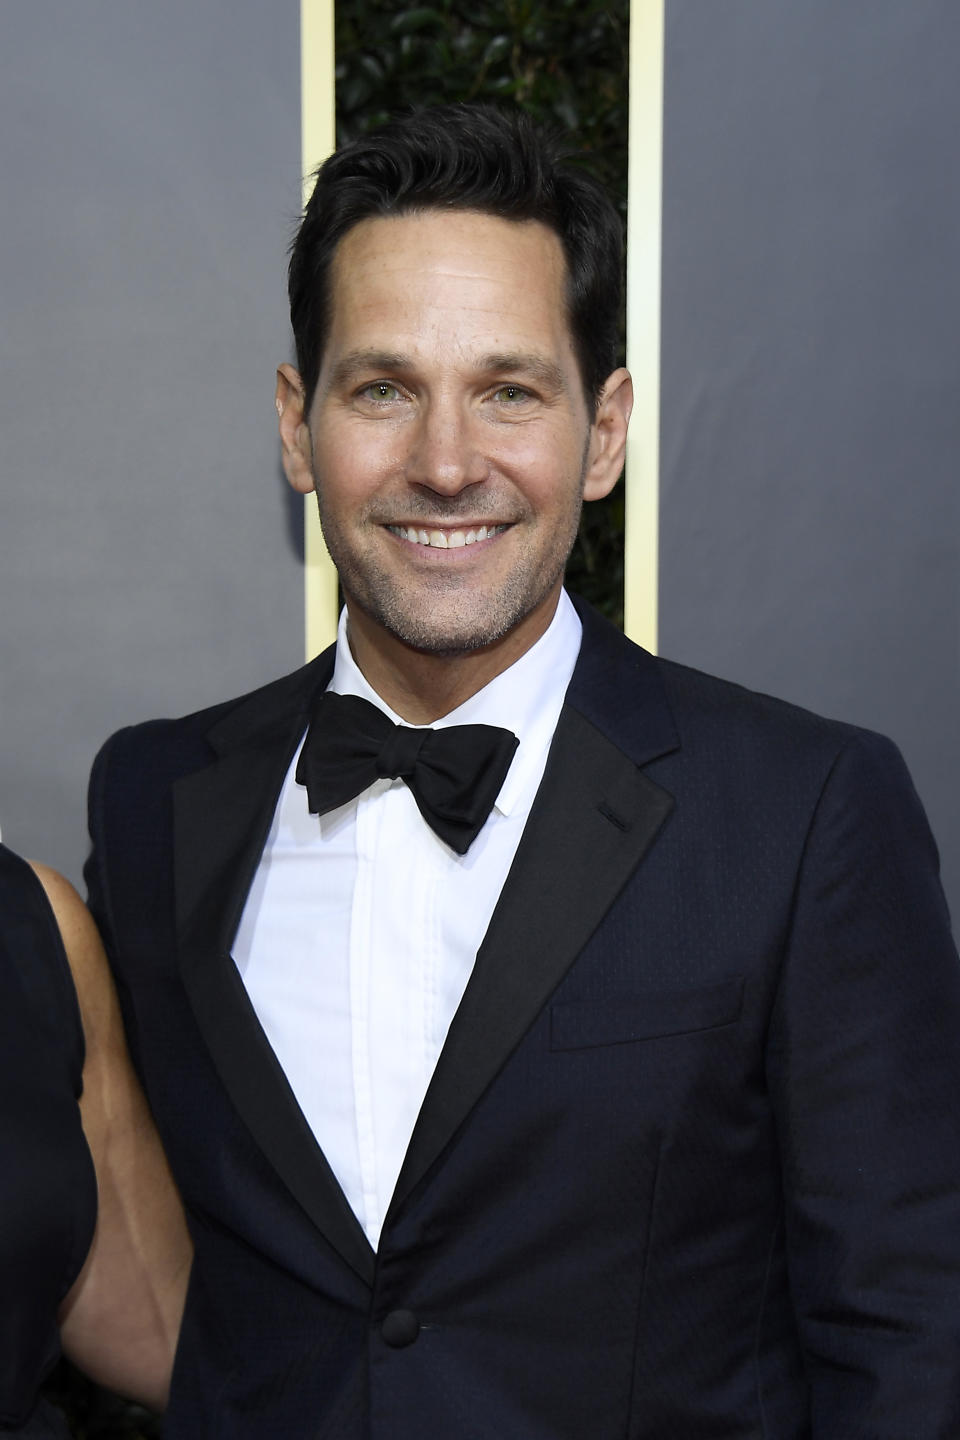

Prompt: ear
[
  {"left": 276, "top": 363, "right": 315, "bottom": 494},
  {"left": 582, "top": 368, "right": 633, "bottom": 502}
]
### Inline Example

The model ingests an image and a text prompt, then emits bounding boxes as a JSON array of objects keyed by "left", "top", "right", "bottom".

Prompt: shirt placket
[{"left": 350, "top": 782, "right": 381, "bottom": 1244}]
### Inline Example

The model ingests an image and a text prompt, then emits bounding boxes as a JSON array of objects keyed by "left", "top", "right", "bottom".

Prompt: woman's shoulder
[{"left": 24, "top": 857, "right": 127, "bottom": 1088}]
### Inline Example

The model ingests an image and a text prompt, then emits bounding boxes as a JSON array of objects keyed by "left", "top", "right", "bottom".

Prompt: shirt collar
[{"left": 328, "top": 590, "right": 582, "bottom": 818}]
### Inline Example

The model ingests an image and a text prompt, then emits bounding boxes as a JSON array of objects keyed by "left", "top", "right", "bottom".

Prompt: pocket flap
[{"left": 550, "top": 977, "right": 744, "bottom": 1051}]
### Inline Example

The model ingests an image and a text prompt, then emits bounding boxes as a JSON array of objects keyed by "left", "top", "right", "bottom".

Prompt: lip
[{"left": 385, "top": 523, "right": 509, "bottom": 551}]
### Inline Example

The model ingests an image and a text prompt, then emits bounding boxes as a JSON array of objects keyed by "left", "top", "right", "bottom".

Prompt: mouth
[{"left": 385, "top": 523, "right": 509, "bottom": 550}]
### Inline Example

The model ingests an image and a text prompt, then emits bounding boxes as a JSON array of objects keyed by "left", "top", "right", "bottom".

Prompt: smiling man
[
  {"left": 278, "top": 206, "right": 630, "bottom": 713},
  {"left": 85, "top": 105, "right": 960, "bottom": 1438}
]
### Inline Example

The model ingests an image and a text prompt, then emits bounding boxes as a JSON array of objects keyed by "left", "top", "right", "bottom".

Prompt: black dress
[{"left": 0, "top": 845, "right": 97, "bottom": 1438}]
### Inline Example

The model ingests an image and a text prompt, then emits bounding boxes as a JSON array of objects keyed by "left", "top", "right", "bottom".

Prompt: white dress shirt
[{"left": 232, "top": 590, "right": 581, "bottom": 1248}]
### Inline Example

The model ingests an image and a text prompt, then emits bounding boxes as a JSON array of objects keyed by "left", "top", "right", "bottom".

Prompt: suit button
[{"left": 381, "top": 1309, "right": 420, "bottom": 1348}]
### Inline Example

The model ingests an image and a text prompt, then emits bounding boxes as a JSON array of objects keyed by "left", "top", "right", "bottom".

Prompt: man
[{"left": 85, "top": 105, "right": 960, "bottom": 1437}]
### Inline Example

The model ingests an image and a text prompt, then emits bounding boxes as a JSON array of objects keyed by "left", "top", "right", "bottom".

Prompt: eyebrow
[
  {"left": 325, "top": 350, "right": 412, "bottom": 392},
  {"left": 324, "top": 349, "right": 569, "bottom": 395},
  {"left": 479, "top": 353, "right": 569, "bottom": 394}
]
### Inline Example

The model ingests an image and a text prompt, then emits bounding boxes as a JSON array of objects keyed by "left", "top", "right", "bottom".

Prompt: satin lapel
[
  {"left": 391, "top": 621, "right": 679, "bottom": 1214},
  {"left": 173, "top": 653, "right": 376, "bottom": 1286}
]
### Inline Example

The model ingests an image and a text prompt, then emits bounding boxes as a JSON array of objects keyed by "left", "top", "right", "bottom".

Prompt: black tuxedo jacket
[{"left": 85, "top": 600, "right": 960, "bottom": 1438}]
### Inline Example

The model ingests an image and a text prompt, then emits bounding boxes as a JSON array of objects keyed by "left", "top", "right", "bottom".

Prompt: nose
[{"left": 404, "top": 398, "right": 488, "bottom": 495}]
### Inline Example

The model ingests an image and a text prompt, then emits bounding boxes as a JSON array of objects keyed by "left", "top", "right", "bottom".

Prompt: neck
[{"left": 344, "top": 588, "right": 561, "bottom": 724}]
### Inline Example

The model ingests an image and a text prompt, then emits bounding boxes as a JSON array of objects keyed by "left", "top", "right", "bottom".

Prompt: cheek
[
  {"left": 506, "top": 448, "right": 584, "bottom": 512},
  {"left": 490, "top": 420, "right": 586, "bottom": 497},
  {"left": 314, "top": 432, "right": 399, "bottom": 505}
]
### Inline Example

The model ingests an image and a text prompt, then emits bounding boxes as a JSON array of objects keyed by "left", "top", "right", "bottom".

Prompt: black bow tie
[{"left": 296, "top": 692, "right": 519, "bottom": 856}]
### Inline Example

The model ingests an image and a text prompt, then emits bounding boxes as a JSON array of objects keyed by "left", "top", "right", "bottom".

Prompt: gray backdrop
[
  {"left": 2, "top": 2, "right": 957, "bottom": 927},
  {"left": 659, "top": 0, "right": 959, "bottom": 920},
  {"left": 0, "top": 1, "right": 305, "bottom": 879}
]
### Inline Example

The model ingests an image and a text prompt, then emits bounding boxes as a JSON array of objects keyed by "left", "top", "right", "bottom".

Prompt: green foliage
[{"left": 335, "top": 0, "right": 630, "bottom": 624}]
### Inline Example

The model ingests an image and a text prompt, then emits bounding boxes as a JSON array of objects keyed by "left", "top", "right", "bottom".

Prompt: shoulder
[
  {"left": 0, "top": 843, "right": 78, "bottom": 961},
  {"left": 571, "top": 597, "right": 910, "bottom": 807},
  {"left": 27, "top": 863, "right": 115, "bottom": 1050},
  {"left": 657, "top": 651, "right": 923, "bottom": 834},
  {"left": 654, "top": 648, "right": 910, "bottom": 785},
  {"left": 578, "top": 620, "right": 951, "bottom": 937},
  {"left": 85, "top": 653, "right": 335, "bottom": 918},
  {"left": 30, "top": 861, "right": 99, "bottom": 962},
  {"left": 655, "top": 648, "right": 864, "bottom": 751},
  {"left": 90, "top": 650, "right": 334, "bottom": 794}
]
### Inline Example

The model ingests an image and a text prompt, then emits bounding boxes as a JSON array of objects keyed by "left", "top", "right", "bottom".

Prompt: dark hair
[{"left": 288, "top": 103, "right": 624, "bottom": 410}]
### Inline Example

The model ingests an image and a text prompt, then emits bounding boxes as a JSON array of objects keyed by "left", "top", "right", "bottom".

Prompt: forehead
[{"left": 323, "top": 210, "right": 574, "bottom": 363}]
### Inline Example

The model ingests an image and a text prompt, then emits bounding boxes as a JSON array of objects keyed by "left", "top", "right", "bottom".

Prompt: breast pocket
[{"left": 550, "top": 977, "right": 744, "bottom": 1051}]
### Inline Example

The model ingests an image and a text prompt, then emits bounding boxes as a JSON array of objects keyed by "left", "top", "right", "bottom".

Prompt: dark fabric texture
[
  {"left": 0, "top": 1396, "right": 74, "bottom": 1440},
  {"left": 84, "top": 597, "right": 960, "bottom": 1439},
  {"left": 296, "top": 691, "right": 518, "bottom": 854},
  {"left": 0, "top": 845, "right": 97, "bottom": 1436}
]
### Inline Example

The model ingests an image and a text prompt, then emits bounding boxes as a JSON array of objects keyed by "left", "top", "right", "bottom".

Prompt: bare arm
[{"left": 31, "top": 863, "right": 193, "bottom": 1412}]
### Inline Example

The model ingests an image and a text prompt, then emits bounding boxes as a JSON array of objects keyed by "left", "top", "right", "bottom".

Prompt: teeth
[{"left": 389, "top": 524, "right": 502, "bottom": 547}]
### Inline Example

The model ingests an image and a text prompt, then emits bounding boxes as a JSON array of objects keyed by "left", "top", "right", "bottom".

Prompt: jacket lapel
[
  {"left": 391, "top": 605, "right": 679, "bottom": 1216},
  {"left": 169, "top": 603, "right": 679, "bottom": 1280},
  {"left": 172, "top": 651, "right": 376, "bottom": 1285}
]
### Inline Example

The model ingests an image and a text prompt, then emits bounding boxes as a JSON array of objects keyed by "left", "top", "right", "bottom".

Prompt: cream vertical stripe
[
  {"left": 300, "top": 4, "right": 659, "bottom": 655},
  {"left": 624, "top": 0, "right": 664, "bottom": 652},
  {"left": 301, "top": 0, "right": 339, "bottom": 659}
]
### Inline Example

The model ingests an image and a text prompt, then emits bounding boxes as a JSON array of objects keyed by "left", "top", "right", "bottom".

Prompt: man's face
[{"left": 283, "top": 209, "right": 628, "bottom": 662}]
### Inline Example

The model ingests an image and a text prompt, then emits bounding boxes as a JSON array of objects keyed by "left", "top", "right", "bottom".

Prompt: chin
[
  {"left": 358, "top": 575, "right": 558, "bottom": 660},
  {"left": 379, "top": 608, "right": 519, "bottom": 658}
]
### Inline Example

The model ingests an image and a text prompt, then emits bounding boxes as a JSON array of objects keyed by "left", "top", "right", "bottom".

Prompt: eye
[
  {"left": 359, "top": 381, "right": 402, "bottom": 403},
  {"left": 493, "top": 384, "right": 533, "bottom": 404}
]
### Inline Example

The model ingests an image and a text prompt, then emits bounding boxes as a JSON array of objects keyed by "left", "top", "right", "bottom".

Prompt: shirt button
[{"left": 381, "top": 1309, "right": 420, "bottom": 1348}]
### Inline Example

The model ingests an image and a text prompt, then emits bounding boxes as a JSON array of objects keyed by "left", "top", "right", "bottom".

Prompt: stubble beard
[{"left": 315, "top": 481, "right": 586, "bottom": 659}]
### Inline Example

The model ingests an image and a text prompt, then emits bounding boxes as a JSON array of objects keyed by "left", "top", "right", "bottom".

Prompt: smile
[{"left": 386, "top": 524, "right": 508, "bottom": 549}]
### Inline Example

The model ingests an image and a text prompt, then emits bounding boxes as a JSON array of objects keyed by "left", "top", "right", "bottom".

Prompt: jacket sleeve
[
  {"left": 83, "top": 728, "right": 155, "bottom": 1083},
  {"left": 84, "top": 737, "right": 116, "bottom": 958},
  {"left": 767, "top": 728, "right": 960, "bottom": 1436}
]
